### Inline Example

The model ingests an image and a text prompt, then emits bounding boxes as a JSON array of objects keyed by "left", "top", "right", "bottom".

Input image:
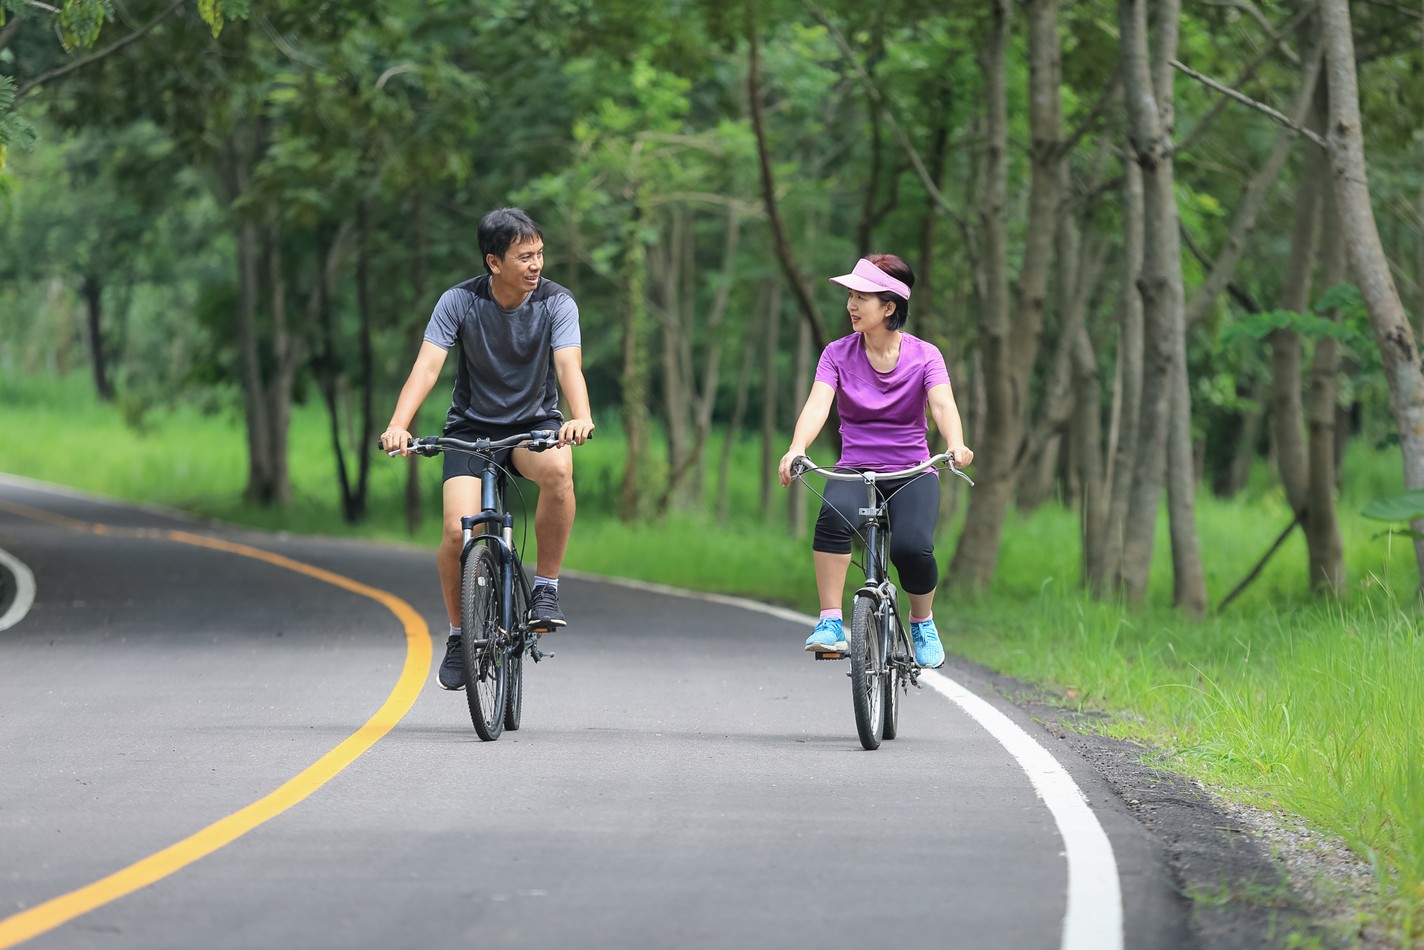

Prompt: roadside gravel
[{"left": 951, "top": 655, "right": 1392, "bottom": 950}]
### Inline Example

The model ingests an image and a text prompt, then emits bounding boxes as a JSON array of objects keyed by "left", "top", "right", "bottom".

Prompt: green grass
[{"left": 3, "top": 373, "right": 1422, "bottom": 944}]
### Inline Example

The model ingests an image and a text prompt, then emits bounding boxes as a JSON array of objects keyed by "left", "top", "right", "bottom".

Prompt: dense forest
[{"left": 3, "top": 0, "right": 1422, "bottom": 611}]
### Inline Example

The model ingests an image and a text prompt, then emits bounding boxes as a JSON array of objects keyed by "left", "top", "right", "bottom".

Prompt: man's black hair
[{"left": 478, "top": 207, "right": 543, "bottom": 273}]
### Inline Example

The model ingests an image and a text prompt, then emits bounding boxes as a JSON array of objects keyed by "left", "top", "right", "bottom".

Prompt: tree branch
[
  {"left": 0, "top": 15, "right": 22, "bottom": 55},
  {"left": 804, "top": 1, "right": 971, "bottom": 233},
  {"left": 14, "top": 0, "right": 186, "bottom": 103},
  {"left": 1170, "top": 58, "right": 1329, "bottom": 150}
]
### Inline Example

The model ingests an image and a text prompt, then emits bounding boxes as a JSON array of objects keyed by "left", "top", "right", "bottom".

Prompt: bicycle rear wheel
[
  {"left": 461, "top": 545, "right": 507, "bottom": 741},
  {"left": 503, "top": 579, "right": 528, "bottom": 732},
  {"left": 849, "top": 594, "right": 885, "bottom": 750},
  {"left": 882, "top": 612, "right": 903, "bottom": 740}
]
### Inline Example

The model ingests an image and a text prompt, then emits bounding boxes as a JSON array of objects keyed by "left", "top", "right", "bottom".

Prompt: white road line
[
  {"left": 0, "top": 547, "right": 37, "bottom": 632},
  {"left": 921, "top": 672, "right": 1123, "bottom": 950},
  {"left": 570, "top": 570, "right": 1125, "bottom": 950}
]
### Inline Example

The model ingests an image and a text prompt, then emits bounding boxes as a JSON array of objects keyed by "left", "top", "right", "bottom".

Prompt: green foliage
[
  {"left": 56, "top": 0, "right": 112, "bottom": 51},
  {"left": 1361, "top": 489, "right": 1424, "bottom": 524}
]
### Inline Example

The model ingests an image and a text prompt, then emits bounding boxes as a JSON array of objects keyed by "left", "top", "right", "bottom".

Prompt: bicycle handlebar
[
  {"left": 791, "top": 452, "right": 974, "bottom": 486},
  {"left": 380, "top": 430, "right": 566, "bottom": 458}
]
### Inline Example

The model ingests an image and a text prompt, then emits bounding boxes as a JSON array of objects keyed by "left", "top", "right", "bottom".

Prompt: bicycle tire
[
  {"left": 503, "top": 579, "right": 528, "bottom": 732},
  {"left": 461, "top": 545, "right": 507, "bottom": 741},
  {"left": 882, "top": 611, "right": 903, "bottom": 740},
  {"left": 849, "top": 594, "right": 885, "bottom": 750}
]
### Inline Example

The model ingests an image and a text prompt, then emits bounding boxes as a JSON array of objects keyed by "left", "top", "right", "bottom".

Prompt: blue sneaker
[
  {"left": 911, "top": 618, "right": 945, "bottom": 668},
  {"left": 804, "top": 617, "right": 847, "bottom": 653}
]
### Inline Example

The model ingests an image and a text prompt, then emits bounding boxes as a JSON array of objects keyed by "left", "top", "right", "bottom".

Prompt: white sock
[
  {"left": 449, "top": 624, "right": 461, "bottom": 638},
  {"left": 534, "top": 575, "right": 559, "bottom": 590}
]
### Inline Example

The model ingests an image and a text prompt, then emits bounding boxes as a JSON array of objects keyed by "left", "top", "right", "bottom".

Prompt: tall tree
[
  {"left": 1319, "top": 0, "right": 1424, "bottom": 590},
  {"left": 1117, "top": 0, "right": 1207, "bottom": 612}
]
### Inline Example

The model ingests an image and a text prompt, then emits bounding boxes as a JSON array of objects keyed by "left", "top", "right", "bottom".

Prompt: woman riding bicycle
[{"left": 777, "top": 254, "right": 973, "bottom": 669}]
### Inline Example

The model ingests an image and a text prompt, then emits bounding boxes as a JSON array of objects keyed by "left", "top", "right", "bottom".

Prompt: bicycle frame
[{"left": 460, "top": 458, "right": 529, "bottom": 652}]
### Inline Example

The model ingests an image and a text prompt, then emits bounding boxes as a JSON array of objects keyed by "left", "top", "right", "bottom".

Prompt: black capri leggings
[{"left": 811, "top": 471, "right": 942, "bottom": 595}]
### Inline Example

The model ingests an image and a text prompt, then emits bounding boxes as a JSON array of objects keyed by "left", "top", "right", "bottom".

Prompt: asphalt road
[{"left": 0, "top": 475, "right": 1191, "bottom": 949}]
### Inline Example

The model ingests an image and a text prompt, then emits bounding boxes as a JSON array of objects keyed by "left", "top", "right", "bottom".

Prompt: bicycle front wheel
[
  {"left": 503, "top": 579, "right": 528, "bottom": 732},
  {"left": 849, "top": 594, "right": 885, "bottom": 750},
  {"left": 882, "top": 611, "right": 903, "bottom": 741},
  {"left": 461, "top": 545, "right": 507, "bottom": 741}
]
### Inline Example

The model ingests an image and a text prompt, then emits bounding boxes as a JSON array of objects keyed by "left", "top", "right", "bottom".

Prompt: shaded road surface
[{"left": 0, "top": 476, "right": 1189, "bottom": 949}]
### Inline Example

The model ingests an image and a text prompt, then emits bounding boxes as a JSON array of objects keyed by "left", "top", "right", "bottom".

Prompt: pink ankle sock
[
  {"left": 820, "top": 609, "right": 843, "bottom": 621},
  {"left": 910, "top": 614, "right": 932, "bottom": 624}
]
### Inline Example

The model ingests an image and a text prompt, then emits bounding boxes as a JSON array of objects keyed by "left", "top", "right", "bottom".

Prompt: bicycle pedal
[{"left": 814, "top": 651, "right": 848, "bottom": 661}]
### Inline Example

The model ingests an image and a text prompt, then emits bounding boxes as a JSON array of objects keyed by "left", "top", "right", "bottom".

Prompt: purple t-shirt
[{"left": 814, "top": 332, "right": 951, "bottom": 471}]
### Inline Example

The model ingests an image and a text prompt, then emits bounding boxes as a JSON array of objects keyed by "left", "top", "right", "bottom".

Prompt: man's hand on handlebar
[
  {"left": 381, "top": 425, "right": 414, "bottom": 457},
  {"left": 558, "top": 418, "right": 595, "bottom": 447}
]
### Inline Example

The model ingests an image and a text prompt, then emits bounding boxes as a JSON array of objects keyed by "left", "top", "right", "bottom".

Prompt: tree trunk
[
  {"left": 1118, "top": 0, "right": 1194, "bottom": 609},
  {"left": 619, "top": 200, "right": 651, "bottom": 523},
  {"left": 81, "top": 272, "right": 113, "bottom": 402},
  {"left": 948, "top": 0, "right": 1025, "bottom": 592},
  {"left": 265, "top": 217, "right": 295, "bottom": 509},
  {"left": 404, "top": 195, "right": 429, "bottom": 536},
  {"left": 1308, "top": 177, "right": 1346, "bottom": 593},
  {"left": 788, "top": 316, "right": 812, "bottom": 537},
  {"left": 1097, "top": 161, "right": 1146, "bottom": 592},
  {"left": 717, "top": 326, "right": 759, "bottom": 523},
  {"left": 1321, "top": 0, "right": 1424, "bottom": 589},
  {"left": 658, "top": 205, "right": 738, "bottom": 514},
  {"left": 1269, "top": 119, "right": 1323, "bottom": 512},
  {"left": 760, "top": 280, "right": 784, "bottom": 518},
  {"left": 658, "top": 206, "right": 693, "bottom": 506},
  {"left": 352, "top": 202, "right": 375, "bottom": 522},
  {"left": 235, "top": 212, "right": 276, "bottom": 506}
]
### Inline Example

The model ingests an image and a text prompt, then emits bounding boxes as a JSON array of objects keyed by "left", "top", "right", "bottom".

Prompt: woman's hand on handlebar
[
  {"left": 946, "top": 444, "right": 974, "bottom": 468},
  {"left": 381, "top": 425, "right": 414, "bottom": 456},
  {"left": 777, "top": 448, "right": 807, "bottom": 488}
]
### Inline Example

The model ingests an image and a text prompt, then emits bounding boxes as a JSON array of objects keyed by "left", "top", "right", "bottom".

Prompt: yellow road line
[{"left": 0, "top": 508, "right": 432, "bottom": 949}]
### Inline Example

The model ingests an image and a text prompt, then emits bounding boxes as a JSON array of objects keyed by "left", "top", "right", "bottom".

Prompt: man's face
[{"left": 488, "top": 237, "right": 544, "bottom": 293}]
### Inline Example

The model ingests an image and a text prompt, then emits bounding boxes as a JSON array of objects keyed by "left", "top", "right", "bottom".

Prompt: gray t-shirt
[{"left": 424, "top": 274, "right": 581, "bottom": 430}]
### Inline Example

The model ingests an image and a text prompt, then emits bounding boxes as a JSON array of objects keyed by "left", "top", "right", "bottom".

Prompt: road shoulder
[{"left": 946, "top": 654, "right": 1383, "bottom": 950}]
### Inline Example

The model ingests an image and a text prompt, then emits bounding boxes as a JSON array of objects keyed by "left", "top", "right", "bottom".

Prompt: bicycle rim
[
  {"left": 883, "top": 613, "right": 903, "bottom": 740},
  {"left": 504, "top": 579, "right": 528, "bottom": 732},
  {"left": 849, "top": 595, "right": 884, "bottom": 750},
  {"left": 461, "top": 546, "right": 507, "bottom": 741}
]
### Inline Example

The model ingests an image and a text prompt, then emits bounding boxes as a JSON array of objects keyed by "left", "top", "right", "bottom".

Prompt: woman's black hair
[
  {"left": 478, "top": 207, "right": 543, "bottom": 272},
  {"left": 866, "top": 253, "right": 914, "bottom": 330},
  {"left": 860, "top": 252, "right": 917, "bottom": 330}
]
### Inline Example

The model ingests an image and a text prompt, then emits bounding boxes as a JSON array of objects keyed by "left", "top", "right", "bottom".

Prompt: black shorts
[{"left": 440, "top": 416, "right": 563, "bottom": 483}]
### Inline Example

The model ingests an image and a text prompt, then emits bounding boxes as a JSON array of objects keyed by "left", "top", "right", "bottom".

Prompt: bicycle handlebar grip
[{"left": 790, "top": 456, "right": 811, "bottom": 478}]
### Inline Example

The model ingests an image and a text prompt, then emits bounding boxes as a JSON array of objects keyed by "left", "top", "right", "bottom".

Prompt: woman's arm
[
  {"left": 927, "top": 383, "right": 974, "bottom": 468},
  {"left": 778, "top": 381, "right": 837, "bottom": 487}
]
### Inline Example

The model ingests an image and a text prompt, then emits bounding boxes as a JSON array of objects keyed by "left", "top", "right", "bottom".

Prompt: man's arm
[
  {"left": 380, "top": 341, "right": 449, "bottom": 455},
  {"left": 552, "top": 347, "right": 595, "bottom": 445}
]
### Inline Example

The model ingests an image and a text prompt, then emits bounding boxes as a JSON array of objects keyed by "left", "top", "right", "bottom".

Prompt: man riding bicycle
[
  {"left": 381, "top": 207, "right": 595, "bottom": 691},
  {"left": 778, "top": 253, "right": 972, "bottom": 669}
]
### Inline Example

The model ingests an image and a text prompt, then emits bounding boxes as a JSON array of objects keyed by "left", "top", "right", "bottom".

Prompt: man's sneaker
[
  {"left": 439, "top": 635, "right": 466, "bottom": 690},
  {"left": 529, "top": 584, "right": 567, "bottom": 631},
  {"left": 911, "top": 618, "right": 945, "bottom": 669},
  {"left": 804, "top": 617, "right": 848, "bottom": 653}
]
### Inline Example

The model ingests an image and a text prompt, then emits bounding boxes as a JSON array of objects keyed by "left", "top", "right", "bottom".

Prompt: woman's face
[{"left": 845, "top": 290, "right": 895, "bottom": 334}]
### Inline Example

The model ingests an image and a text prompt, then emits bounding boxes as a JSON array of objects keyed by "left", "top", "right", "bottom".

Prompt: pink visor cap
[{"left": 828, "top": 258, "right": 911, "bottom": 300}]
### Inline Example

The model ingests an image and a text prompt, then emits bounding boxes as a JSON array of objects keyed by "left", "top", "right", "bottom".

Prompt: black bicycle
[
  {"left": 790, "top": 453, "right": 973, "bottom": 750},
  {"left": 388, "top": 430, "right": 564, "bottom": 741}
]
